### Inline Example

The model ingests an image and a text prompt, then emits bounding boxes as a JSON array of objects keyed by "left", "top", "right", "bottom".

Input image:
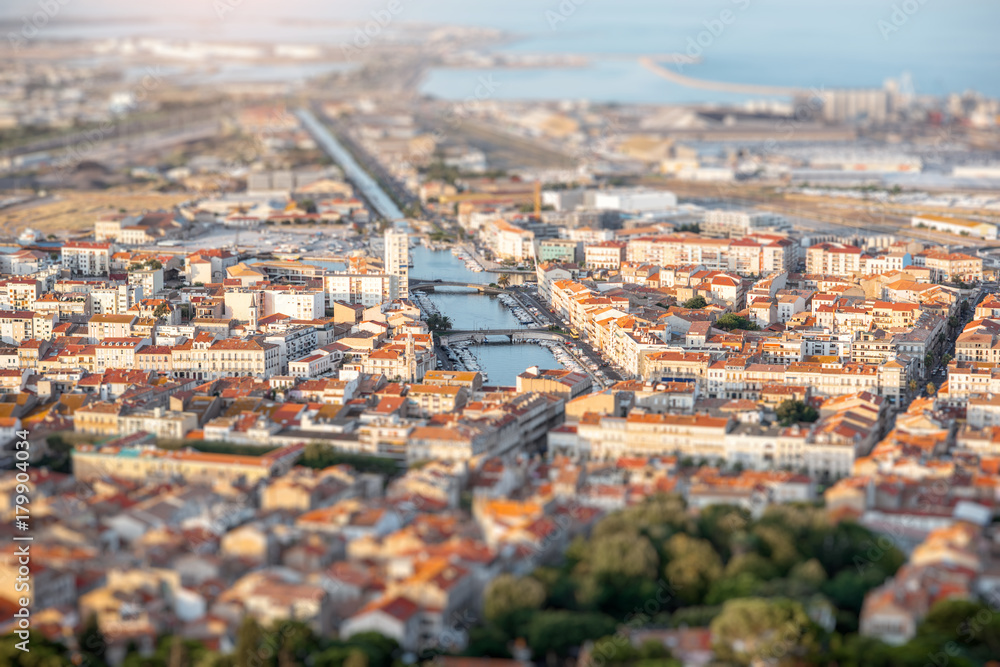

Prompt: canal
[
  {"left": 410, "top": 245, "right": 560, "bottom": 386},
  {"left": 298, "top": 107, "right": 564, "bottom": 387},
  {"left": 296, "top": 108, "right": 405, "bottom": 222}
]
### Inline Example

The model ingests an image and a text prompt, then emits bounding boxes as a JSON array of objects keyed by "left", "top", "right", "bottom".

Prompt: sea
[{"left": 2, "top": 0, "right": 998, "bottom": 104}]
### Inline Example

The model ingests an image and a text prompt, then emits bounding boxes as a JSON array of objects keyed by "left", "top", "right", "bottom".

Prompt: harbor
[{"left": 408, "top": 244, "right": 563, "bottom": 386}]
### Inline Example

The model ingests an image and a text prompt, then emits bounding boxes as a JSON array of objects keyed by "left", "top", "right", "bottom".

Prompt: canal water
[
  {"left": 297, "top": 109, "right": 560, "bottom": 386},
  {"left": 410, "top": 245, "right": 560, "bottom": 386}
]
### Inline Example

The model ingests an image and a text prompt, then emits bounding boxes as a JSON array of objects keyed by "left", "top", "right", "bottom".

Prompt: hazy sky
[{"left": 4, "top": 0, "right": 998, "bottom": 96}]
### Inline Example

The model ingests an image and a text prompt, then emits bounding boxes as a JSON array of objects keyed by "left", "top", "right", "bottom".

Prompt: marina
[{"left": 408, "top": 244, "right": 563, "bottom": 385}]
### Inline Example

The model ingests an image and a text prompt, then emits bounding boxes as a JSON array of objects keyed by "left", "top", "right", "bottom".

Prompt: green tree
[
  {"left": 526, "top": 611, "right": 617, "bottom": 659},
  {"left": 710, "top": 598, "right": 819, "bottom": 666},
  {"left": 775, "top": 399, "right": 819, "bottom": 426},
  {"left": 916, "top": 599, "right": 1000, "bottom": 662},
  {"left": 663, "top": 534, "right": 723, "bottom": 605},
  {"left": 167, "top": 636, "right": 188, "bottom": 667},
  {"left": 484, "top": 575, "right": 546, "bottom": 624},
  {"left": 705, "top": 572, "right": 764, "bottom": 605},
  {"left": 234, "top": 616, "right": 262, "bottom": 667},
  {"left": 697, "top": 504, "right": 750, "bottom": 560},
  {"left": 821, "top": 568, "right": 891, "bottom": 618},
  {"left": 78, "top": 613, "right": 109, "bottom": 667},
  {"left": 465, "top": 626, "right": 512, "bottom": 658},
  {"left": 682, "top": 295, "right": 707, "bottom": 309},
  {"left": 589, "top": 636, "right": 678, "bottom": 667},
  {"left": 724, "top": 552, "right": 780, "bottom": 580},
  {"left": 926, "top": 382, "right": 937, "bottom": 395},
  {"left": 344, "top": 631, "right": 399, "bottom": 667},
  {"left": 750, "top": 524, "right": 802, "bottom": 571},
  {"left": 425, "top": 313, "right": 453, "bottom": 333},
  {"left": 590, "top": 532, "right": 660, "bottom": 580},
  {"left": 0, "top": 632, "right": 72, "bottom": 666},
  {"left": 497, "top": 273, "right": 512, "bottom": 288},
  {"left": 714, "top": 314, "right": 759, "bottom": 332},
  {"left": 270, "top": 620, "right": 325, "bottom": 667}
]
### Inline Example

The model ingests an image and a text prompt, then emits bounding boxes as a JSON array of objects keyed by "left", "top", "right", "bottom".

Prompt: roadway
[{"left": 511, "top": 285, "right": 624, "bottom": 384}]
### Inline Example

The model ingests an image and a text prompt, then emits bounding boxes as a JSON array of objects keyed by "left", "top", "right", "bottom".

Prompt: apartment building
[
  {"left": 919, "top": 252, "right": 983, "bottom": 283},
  {"left": 185, "top": 249, "right": 239, "bottom": 285},
  {"left": 0, "top": 278, "right": 40, "bottom": 311},
  {"left": 62, "top": 241, "right": 112, "bottom": 276},
  {"left": 407, "top": 384, "right": 468, "bottom": 416},
  {"left": 638, "top": 350, "right": 712, "bottom": 384},
  {"left": 537, "top": 239, "right": 580, "bottom": 264},
  {"left": 584, "top": 241, "right": 627, "bottom": 270},
  {"left": 88, "top": 314, "right": 138, "bottom": 341},
  {"left": 359, "top": 341, "right": 435, "bottom": 383},
  {"left": 72, "top": 443, "right": 304, "bottom": 483},
  {"left": 571, "top": 412, "right": 732, "bottom": 460},
  {"left": 325, "top": 273, "right": 399, "bottom": 308},
  {"left": 95, "top": 338, "right": 149, "bottom": 372},
  {"left": 384, "top": 229, "right": 410, "bottom": 295},
  {"left": 806, "top": 242, "right": 863, "bottom": 276},
  {"left": 485, "top": 219, "right": 534, "bottom": 262},
  {"left": 168, "top": 337, "right": 281, "bottom": 381},
  {"left": 118, "top": 407, "right": 200, "bottom": 440},
  {"left": 89, "top": 285, "right": 142, "bottom": 316},
  {"left": 264, "top": 287, "right": 326, "bottom": 321},
  {"left": 516, "top": 367, "right": 592, "bottom": 399}
]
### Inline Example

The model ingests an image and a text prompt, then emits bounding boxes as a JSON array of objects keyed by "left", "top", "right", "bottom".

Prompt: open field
[{"left": 0, "top": 188, "right": 191, "bottom": 238}]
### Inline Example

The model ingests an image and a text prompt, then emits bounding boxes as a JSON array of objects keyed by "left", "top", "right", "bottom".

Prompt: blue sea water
[{"left": 4, "top": 0, "right": 997, "bottom": 102}]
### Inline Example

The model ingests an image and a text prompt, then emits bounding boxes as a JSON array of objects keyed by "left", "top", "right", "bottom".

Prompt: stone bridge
[
  {"left": 409, "top": 279, "right": 504, "bottom": 295},
  {"left": 438, "top": 329, "right": 571, "bottom": 345}
]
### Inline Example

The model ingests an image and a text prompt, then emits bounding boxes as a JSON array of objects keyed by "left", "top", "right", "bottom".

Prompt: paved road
[{"left": 515, "top": 285, "right": 623, "bottom": 383}]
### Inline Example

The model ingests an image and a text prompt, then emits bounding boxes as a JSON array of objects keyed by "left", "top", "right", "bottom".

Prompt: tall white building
[{"left": 384, "top": 229, "right": 409, "bottom": 295}]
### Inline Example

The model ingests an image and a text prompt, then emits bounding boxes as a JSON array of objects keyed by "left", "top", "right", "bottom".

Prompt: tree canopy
[
  {"left": 682, "top": 295, "right": 707, "bottom": 309},
  {"left": 775, "top": 399, "right": 819, "bottom": 426},
  {"left": 464, "top": 495, "right": 905, "bottom": 663},
  {"left": 426, "top": 313, "right": 453, "bottom": 333},
  {"left": 714, "top": 314, "right": 760, "bottom": 331}
]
